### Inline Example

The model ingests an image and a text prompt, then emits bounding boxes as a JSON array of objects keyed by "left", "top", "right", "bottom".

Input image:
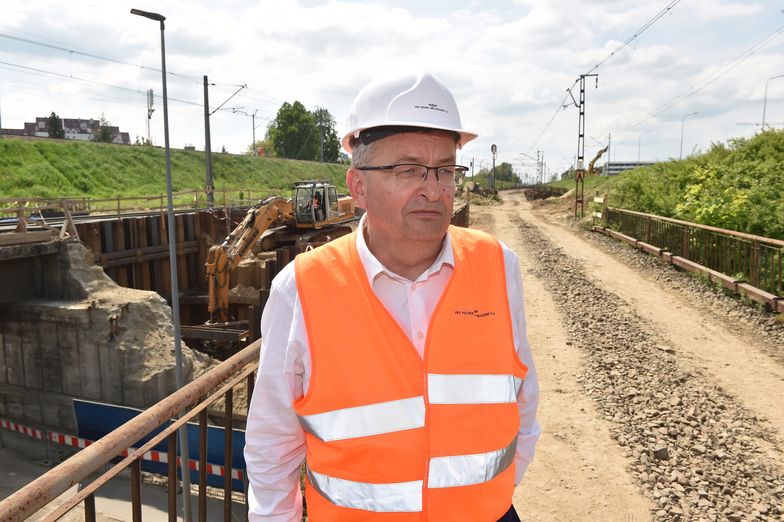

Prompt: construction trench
[{"left": 0, "top": 204, "right": 470, "bottom": 455}]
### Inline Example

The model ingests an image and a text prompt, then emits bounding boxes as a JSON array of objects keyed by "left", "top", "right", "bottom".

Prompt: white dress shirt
[{"left": 245, "top": 216, "right": 540, "bottom": 521}]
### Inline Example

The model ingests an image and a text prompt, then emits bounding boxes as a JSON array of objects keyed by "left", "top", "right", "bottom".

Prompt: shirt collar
[{"left": 355, "top": 213, "right": 454, "bottom": 284}]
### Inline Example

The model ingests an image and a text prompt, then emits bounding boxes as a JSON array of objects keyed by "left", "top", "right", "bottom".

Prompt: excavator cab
[
  {"left": 204, "top": 180, "right": 355, "bottom": 325},
  {"left": 294, "top": 181, "right": 340, "bottom": 226}
]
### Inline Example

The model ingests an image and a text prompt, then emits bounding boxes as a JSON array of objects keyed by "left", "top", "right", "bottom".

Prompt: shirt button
[{"left": 417, "top": 331, "right": 424, "bottom": 339}]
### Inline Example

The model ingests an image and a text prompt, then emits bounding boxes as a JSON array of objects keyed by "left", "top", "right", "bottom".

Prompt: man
[{"left": 245, "top": 72, "right": 540, "bottom": 521}]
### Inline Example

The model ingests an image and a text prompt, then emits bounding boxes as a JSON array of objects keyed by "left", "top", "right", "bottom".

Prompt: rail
[
  {"left": 0, "top": 338, "right": 261, "bottom": 521},
  {"left": 599, "top": 206, "right": 783, "bottom": 305}
]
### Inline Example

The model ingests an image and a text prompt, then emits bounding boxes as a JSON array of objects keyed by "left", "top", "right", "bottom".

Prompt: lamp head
[{"left": 131, "top": 9, "right": 165, "bottom": 22}]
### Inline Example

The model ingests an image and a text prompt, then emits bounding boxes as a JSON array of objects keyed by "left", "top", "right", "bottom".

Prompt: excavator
[
  {"left": 587, "top": 146, "right": 608, "bottom": 177},
  {"left": 205, "top": 180, "right": 355, "bottom": 323}
]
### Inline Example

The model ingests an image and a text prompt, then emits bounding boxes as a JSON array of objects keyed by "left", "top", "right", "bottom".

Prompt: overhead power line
[
  {"left": 583, "top": 0, "right": 681, "bottom": 76},
  {"left": 527, "top": 0, "right": 682, "bottom": 152},
  {"left": 620, "top": 23, "right": 784, "bottom": 131},
  {"left": 0, "top": 32, "right": 280, "bottom": 101},
  {"left": 0, "top": 32, "right": 202, "bottom": 84},
  {"left": 0, "top": 60, "right": 203, "bottom": 108}
]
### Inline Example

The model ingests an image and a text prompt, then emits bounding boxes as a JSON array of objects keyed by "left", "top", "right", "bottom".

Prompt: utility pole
[
  {"left": 318, "top": 114, "right": 324, "bottom": 163},
  {"left": 252, "top": 110, "right": 257, "bottom": 148},
  {"left": 146, "top": 89, "right": 155, "bottom": 144},
  {"left": 565, "top": 74, "right": 598, "bottom": 218},
  {"left": 762, "top": 74, "right": 784, "bottom": 130},
  {"left": 535, "top": 150, "right": 542, "bottom": 184},
  {"left": 491, "top": 144, "right": 497, "bottom": 191},
  {"left": 203, "top": 75, "right": 214, "bottom": 207},
  {"left": 471, "top": 157, "right": 475, "bottom": 179}
]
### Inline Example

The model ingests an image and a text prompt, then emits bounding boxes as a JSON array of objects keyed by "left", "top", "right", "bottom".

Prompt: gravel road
[{"left": 471, "top": 191, "right": 784, "bottom": 522}]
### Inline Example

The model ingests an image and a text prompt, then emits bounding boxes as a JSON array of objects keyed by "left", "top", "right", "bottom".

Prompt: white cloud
[{"left": 0, "top": 0, "right": 782, "bottom": 177}]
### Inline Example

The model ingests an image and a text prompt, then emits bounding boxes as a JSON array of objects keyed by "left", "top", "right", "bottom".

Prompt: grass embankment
[
  {"left": 549, "top": 130, "right": 784, "bottom": 240},
  {"left": 0, "top": 137, "right": 349, "bottom": 200}
]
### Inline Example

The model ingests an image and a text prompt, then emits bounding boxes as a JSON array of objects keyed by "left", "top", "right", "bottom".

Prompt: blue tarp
[{"left": 73, "top": 399, "right": 246, "bottom": 491}]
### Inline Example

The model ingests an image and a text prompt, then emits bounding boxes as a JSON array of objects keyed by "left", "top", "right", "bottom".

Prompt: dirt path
[{"left": 469, "top": 192, "right": 784, "bottom": 521}]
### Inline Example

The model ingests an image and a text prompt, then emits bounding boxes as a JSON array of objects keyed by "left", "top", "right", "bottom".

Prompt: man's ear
[{"left": 346, "top": 167, "right": 367, "bottom": 210}]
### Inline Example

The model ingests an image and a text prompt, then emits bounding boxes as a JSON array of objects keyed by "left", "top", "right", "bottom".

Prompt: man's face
[{"left": 347, "top": 131, "right": 456, "bottom": 248}]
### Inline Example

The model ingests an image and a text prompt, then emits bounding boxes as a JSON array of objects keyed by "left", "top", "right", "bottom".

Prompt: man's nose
[{"left": 419, "top": 169, "right": 443, "bottom": 200}]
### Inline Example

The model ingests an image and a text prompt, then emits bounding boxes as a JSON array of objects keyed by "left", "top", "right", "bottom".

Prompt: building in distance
[{"left": 1, "top": 117, "right": 131, "bottom": 145}]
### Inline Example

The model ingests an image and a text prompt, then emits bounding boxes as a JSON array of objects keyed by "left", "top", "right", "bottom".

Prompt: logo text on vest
[{"left": 454, "top": 309, "right": 496, "bottom": 318}]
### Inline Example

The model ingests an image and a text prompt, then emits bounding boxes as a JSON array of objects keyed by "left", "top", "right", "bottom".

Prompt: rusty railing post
[
  {"left": 131, "top": 459, "right": 142, "bottom": 522},
  {"left": 84, "top": 494, "right": 96, "bottom": 522},
  {"left": 168, "top": 432, "right": 177, "bottom": 522},
  {"left": 224, "top": 389, "right": 234, "bottom": 521},
  {"left": 199, "top": 410, "right": 208, "bottom": 521}
]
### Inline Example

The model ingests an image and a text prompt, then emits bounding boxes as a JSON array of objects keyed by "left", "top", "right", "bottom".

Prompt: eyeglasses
[{"left": 355, "top": 163, "right": 469, "bottom": 189}]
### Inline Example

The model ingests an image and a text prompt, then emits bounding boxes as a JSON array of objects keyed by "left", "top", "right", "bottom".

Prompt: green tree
[
  {"left": 493, "top": 162, "right": 520, "bottom": 184},
  {"left": 313, "top": 107, "right": 340, "bottom": 162},
  {"left": 246, "top": 138, "right": 277, "bottom": 157},
  {"left": 560, "top": 166, "right": 576, "bottom": 181},
  {"left": 92, "top": 114, "right": 114, "bottom": 143},
  {"left": 47, "top": 112, "right": 65, "bottom": 139},
  {"left": 266, "top": 101, "right": 319, "bottom": 160}
]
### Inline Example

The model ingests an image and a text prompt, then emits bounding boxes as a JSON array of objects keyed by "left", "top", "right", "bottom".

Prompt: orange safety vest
[{"left": 294, "top": 226, "right": 527, "bottom": 521}]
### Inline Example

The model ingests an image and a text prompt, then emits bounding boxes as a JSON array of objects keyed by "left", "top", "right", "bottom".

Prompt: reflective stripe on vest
[
  {"left": 307, "top": 468, "right": 424, "bottom": 512},
  {"left": 297, "top": 373, "right": 522, "bottom": 441},
  {"left": 428, "top": 373, "right": 523, "bottom": 404},
  {"left": 298, "top": 396, "right": 425, "bottom": 442},
  {"left": 428, "top": 438, "right": 517, "bottom": 488},
  {"left": 307, "top": 437, "right": 517, "bottom": 512}
]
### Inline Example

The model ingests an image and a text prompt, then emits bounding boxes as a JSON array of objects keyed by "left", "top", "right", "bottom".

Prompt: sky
[{"left": 1, "top": 0, "right": 783, "bottom": 181}]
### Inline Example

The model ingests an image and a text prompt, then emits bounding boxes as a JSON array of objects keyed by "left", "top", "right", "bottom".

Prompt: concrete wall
[{"left": 0, "top": 240, "right": 214, "bottom": 435}]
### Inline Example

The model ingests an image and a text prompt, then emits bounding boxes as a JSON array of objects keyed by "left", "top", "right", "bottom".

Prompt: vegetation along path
[{"left": 470, "top": 191, "right": 784, "bottom": 522}]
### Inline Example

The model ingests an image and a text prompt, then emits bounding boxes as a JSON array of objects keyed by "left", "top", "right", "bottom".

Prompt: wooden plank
[
  {"left": 0, "top": 231, "right": 55, "bottom": 246},
  {"left": 180, "top": 326, "right": 247, "bottom": 342}
]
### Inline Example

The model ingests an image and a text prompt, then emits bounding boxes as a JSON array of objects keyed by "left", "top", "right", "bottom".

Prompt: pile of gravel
[{"left": 515, "top": 216, "right": 784, "bottom": 521}]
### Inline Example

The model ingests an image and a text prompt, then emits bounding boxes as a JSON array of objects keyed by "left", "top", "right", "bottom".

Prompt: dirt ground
[{"left": 470, "top": 191, "right": 784, "bottom": 522}]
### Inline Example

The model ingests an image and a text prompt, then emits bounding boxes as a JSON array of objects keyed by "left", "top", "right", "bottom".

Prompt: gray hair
[{"left": 350, "top": 140, "right": 377, "bottom": 167}]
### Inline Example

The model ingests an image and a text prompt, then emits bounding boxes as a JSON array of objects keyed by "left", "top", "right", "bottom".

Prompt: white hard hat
[{"left": 342, "top": 71, "right": 478, "bottom": 153}]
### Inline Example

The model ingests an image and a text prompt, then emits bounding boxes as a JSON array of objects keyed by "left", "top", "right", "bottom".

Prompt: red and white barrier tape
[
  {"left": 1, "top": 418, "right": 244, "bottom": 480},
  {"left": 0, "top": 417, "right": 45, "bottom": 440}
]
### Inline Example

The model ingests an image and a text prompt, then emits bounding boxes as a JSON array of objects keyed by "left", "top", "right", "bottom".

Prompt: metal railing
[
  {"left": 0, "top": 188, "right": 278, "bottom": 220},
  {"left": 0, "top": 339, "right": 260, "bottom": 521},
  {"left": 605, "top": 207, "right": 784, "bottom": 297}
]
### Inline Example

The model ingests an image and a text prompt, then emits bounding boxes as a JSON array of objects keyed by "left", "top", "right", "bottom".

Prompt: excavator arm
[
  {"left": 205, "top": 197, "right": 293, "bottom": 323},
  {"left": 587, "top": 146, "right": 608, "bottom": 177}
]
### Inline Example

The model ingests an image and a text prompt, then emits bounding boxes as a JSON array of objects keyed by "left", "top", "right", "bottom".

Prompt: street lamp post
[
  {"left": 130, "top": 9, "right": 192, "bottom": 521},
  {"left": 637, "top": 130, "right": 651, "bottom": 163},
  {"left": 679, "top": 112, "right": 698, "bottom": 160},
  {"left": 490, "top": 144, "right": 497, "bottom": 191},
  {"left": 762, "top": 74, "right": 784, "bottom": 130}
]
